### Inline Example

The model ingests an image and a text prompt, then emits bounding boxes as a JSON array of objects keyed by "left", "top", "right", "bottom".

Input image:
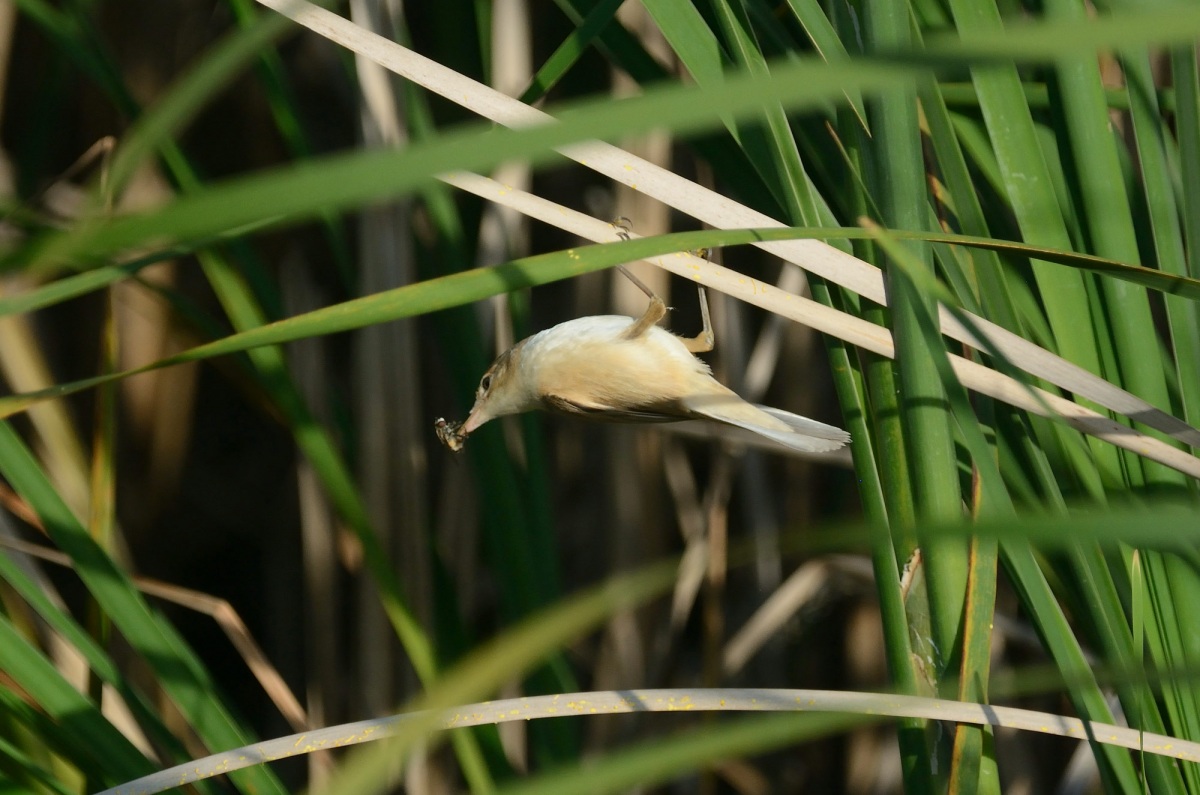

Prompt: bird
[{"left": 435, "top": 267, "right": 850, "bottom": 455}]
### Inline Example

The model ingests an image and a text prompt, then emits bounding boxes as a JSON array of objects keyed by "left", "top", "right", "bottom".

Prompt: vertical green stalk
[
  {"left": 1118, "top": 48, "right": 1200, "bottom": 434},
  {"left": 1172, "top": 49, "right": 1200, "bottom": 286},
  {"left": 830, "top": 32, "right": 931, "bottom": 779},
  {"left": 1145, "top": 551, "right": 1200, "bottom": 790},
  {"left": 862, "top": 1, "right": 960, "bottom": 790},
  {"left": 1002, "top": 543, "right": 1144, "bottom": 792},
  {"left": 871, "top": 228, "right": 1011, "bottom": 795},
  {"left": 945, "top": 0, "right": 1120, "bottom": 485},
  {"left": 1047, "top": 8, "right": 1199, "bottom": 785},
  {"left": 1165, "top": 53, "right": 1200, "bottom": 766},
  {"left": 1164, "top": 43, "right": 1200, "bottom": 443},
  {"left": 816, "top": 279, "right": 927, "bottom": 698},
  {"left": 707, "top": 0, "right": 818, "bottom": 225},
  {"left": 1045, "top": 0, "right": 1178, "bottom": 485},
  {"left": 866, "top": 0, "right": 964, "bottom": 686},
  {"left": 1069, "top": 543, "right": 1187, "bottom": 794}
]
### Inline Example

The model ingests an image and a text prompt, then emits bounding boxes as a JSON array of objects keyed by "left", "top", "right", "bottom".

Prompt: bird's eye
[{"left": 480, "top": 374, "right": 493, "bottom": 393}]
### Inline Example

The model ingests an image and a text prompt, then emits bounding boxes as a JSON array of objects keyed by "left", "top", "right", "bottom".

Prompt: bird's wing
[
  {"left": 681, "top": 392, "right": 850, "bottom": 453},
  {"left": 542, "top": 393, "right": 680, "bottom": 423}
]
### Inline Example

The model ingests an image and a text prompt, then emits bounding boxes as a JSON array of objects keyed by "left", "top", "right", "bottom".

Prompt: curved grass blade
[
  {"left": 102, "top": 684, "right": 1200, "bottom": 795},
  {"left": 6, "top": 225, "right": 1199, "bottom": 324},
  {"left": 307, "top": 561, "right": 680, "bottom": 795},
  {"left": 922, "top": 4, "right": 1200, "bottom": 62},
  {"left": 6, "top": 225, "right": 1200, "bottom": 402},
  {"left": 12, "top": 54, "right": 915, "bottom": 276}
]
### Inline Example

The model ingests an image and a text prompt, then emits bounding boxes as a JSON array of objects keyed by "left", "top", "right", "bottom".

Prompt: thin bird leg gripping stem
[
  {"left": 611, "top": 216, "right": 713, "bottom": 351},
  {"left": 616, "top": 265, "right": 713, "bottom": 353},
  {"left": 618, "top": 266, "right": 668, "bottom": 340},
  {"left": 681, "top": 286, "right": 714, "bottom": 354}
]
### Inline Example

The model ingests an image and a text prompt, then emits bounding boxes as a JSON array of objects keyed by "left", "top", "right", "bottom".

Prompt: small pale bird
[{"left": 436, "top": 268, "right": 850, "bottom": 455}]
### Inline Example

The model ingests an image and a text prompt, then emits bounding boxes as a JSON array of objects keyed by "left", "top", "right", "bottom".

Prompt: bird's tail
[
  {"left": 682, "top": 392, "right": 850, "bottom": 453},
  {"left": 756, "top": 406, "right": 851, "bottom": 452}
]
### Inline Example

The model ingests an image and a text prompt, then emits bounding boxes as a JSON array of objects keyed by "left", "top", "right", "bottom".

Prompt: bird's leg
[
  {"left": 617, "top": 263, "right": 659, "bottom": 302},
  {"left": 614, "top": 264, "right": 714, "bottom": 351},
  {"left": 618, "top": 265, "right": 668, "bottom": 339},
  {"left": 611, "top": 220, "right": 668, "bottom": 339},
  {"left": 680, "top": 285, "right": 715, "bottom": 353},
  {"left": 611, "top": 219, "right": 712, "bottom": 349}
]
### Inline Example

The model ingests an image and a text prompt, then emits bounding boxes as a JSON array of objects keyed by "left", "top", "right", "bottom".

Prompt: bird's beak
[{"left": 460, "top": 404, "right": 489, "bottom": 435}]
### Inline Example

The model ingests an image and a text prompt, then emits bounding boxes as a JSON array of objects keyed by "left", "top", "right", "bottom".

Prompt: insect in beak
[{"left": 434, "top": 417, "right": 467, "bottom": 452}]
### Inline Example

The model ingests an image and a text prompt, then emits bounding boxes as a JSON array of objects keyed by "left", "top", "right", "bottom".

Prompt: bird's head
[{"left": 461, "top": 344, "right": 535, "bottom": 434}]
